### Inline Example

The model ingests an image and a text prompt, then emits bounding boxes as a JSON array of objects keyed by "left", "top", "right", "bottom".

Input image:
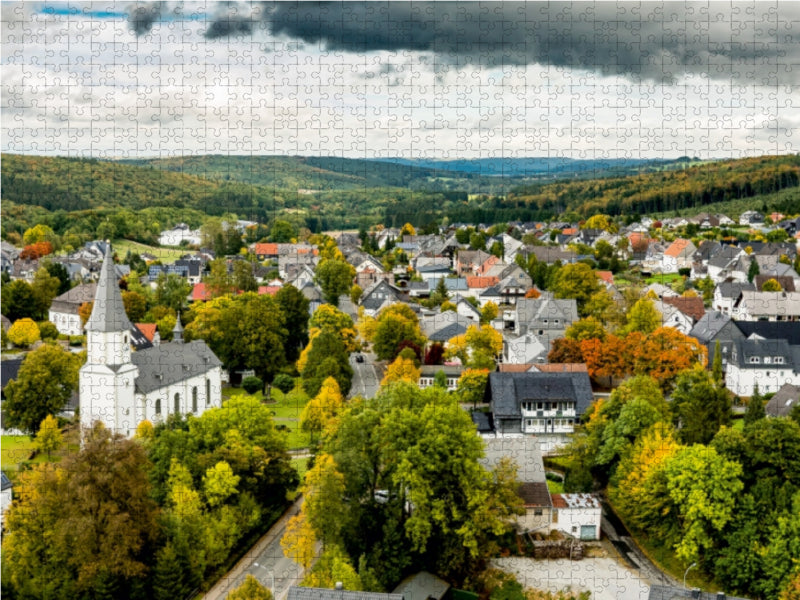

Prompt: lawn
[
  {"left": 222, "top": 384, "right": 312, "bottom": 451},
  {"left": 112, "top": 239, "right": 188, "bottom": 262},
  {"left": 291, "top": 456, "right": 310, "bottom": 483},
  {"left": 644, "top": 272, "right": 684, "bottom": 285},
  {"left": 2, "top": 427, "right": 80, "bottom": 481}
]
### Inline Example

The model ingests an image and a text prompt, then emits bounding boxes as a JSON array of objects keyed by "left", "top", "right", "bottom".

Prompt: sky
[{"left": 2, "top": 1, "right": 799, "bottom": 160}]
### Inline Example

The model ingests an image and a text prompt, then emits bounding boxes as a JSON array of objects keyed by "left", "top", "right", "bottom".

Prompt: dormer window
[
  {"left": 775, "top": 356, "right": 785, "bottom": 364},
  {"left": 764, "top": 356, "right": 772, "bottom": 364},
  {"left": 749, "top": 356, "right": 761, "bottom": 364}
]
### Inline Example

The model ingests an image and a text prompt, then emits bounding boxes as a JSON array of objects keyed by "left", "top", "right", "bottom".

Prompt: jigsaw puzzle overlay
[{"left": 1, "top": 2, "right": 799, "bottom": 600}]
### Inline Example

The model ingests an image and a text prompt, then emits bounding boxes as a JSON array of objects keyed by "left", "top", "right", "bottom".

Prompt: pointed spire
[
  {"left": 85, "top": 243, "right": 132, "bottom": 333},
  {"left": 172, "top": 312, "right": 184, "bottom": 343}
]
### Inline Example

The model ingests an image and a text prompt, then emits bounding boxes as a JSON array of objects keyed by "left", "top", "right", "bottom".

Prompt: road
[
  {"left": 201, "top": 497, "right": 306, "bottom": 600},
  {"left": 349, "top": 351, "right": 381, "bottom": 398}
]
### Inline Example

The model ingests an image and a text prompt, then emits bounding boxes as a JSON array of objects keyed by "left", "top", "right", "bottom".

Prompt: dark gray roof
[
  {"left": 647, "top": 585, "right": 750, "bottom": 600},
  {"left": 1, "top": 471, "right": 12, "bottom": 491},
  {"left": 471, "top": 411, "right": 494, "bottom": 432},
  {"left": 728, "top": 338, "right": 794, "bottom": 369},
  {"left": 715, "top": 281, "right": 754, "bottom": 299},
  {"left": 287, "top": 587, "right": 403, "bottom": 600},
  {"left": 735, "top": 321, "right": 800, "bottom": 346},
  {"left": 85, "top": 245, "right": 132, "bottom": 333},
  {"left": 1, "top": 356, "right": 24, "bottom": 390},
  {"left": 50, "top": 283, "right": 97, "bottom": 313},
  {"left": 486, "top": 371, "right": 594, "bottom": 418},
  {"left": 766, "top": 383, "right": 800, "bottom": 417},
  {"left": 428, "top": 321, "right": 468, "bottom": 342},
  {"left": 129, "top": 324, "right": 153, "bottom": 351},
  {"left": 689, "top": 311, "right": 732, "bottom": 343},
  {"left": 131, "top": 340, "right": 221, "bottom": 394}
]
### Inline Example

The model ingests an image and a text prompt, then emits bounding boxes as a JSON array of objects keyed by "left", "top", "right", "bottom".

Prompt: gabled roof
[
  {"left": 288, "top": 588, "right": 403, "bottom": 600},
  {"left": 766, "top": 383, "right": 800, "bottom": 417},
  {"left": 486, "top": 371, "right": 594, "bottom": 418},
  {"left": 662, "top": 296, "right": 705, "bottom": 321},
  {"left": 664, "top": 238, "right": 694, "bottom": 257},
  {"left": 85, "top": 246, "right": 132, "bottom": 333},
  {"left": 689, "top": 310, "right": 732, "bottom": 342},
  {"left": 728, "top": 338, "right": 794, "bottom": 369},
  {"left": 735, "top": 320, "right": 800, "bottom": 346},
  {"left": 136, "top": 323, "right": 157, "bottom": 342},
  {"left": 1, "top": 471, "right": 12, "bottom": 491},
  {"left": 131, "top": 340, "right": 222, "bottom": 394}
]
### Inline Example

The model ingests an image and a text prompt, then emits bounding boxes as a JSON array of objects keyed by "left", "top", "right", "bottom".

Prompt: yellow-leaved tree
[
  {"left": 381, "top": 355, "right": 421, "bottom": 386},
  {"left": 300, "top": 377, "right": 345, "bottom": 440}
]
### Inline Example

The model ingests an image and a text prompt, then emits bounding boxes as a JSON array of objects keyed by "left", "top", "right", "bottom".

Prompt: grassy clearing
[
  {"left": 644, "top": 273, "right": 683, "bottom": 285},
  {"left": 291, "top": 456, "right": 310, "bottom": 483},
  {"left": 2, "top": 435, "right": 36, "bottom": 472},
  {"left": 113, "top": 239, "right": 188, "bottom": 262},
  {"left": 546, "top": 479, "right": 565, "bottom": 494}
]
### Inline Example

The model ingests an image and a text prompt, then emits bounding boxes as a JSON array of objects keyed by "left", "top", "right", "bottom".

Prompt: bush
[
  {"left": 69, "top": 335, "right": 85, "bottom": 346},
  {"left": 272, "top": 373, "right": 295, "bottom": 394},
  {"left": 241, "top": 376, "right": 263, "bottom": 395},
  {"left": 37, "top": 321, "right": 59, "bottom": 340},
  {"left": 8, "top": 318, "right": 40, "bottom": 348}
]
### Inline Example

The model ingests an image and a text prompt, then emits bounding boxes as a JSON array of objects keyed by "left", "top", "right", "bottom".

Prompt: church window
[
  {"left": 192, "top": 387, "right": 198, "bottom": 413},
  {"left": 123, "top": 333, "right": 128, "bottom": 343},
  {"left": 174, "top": 393, "right": 180, "bottom": 414},
  {"left": 155, "top": 399, "right": 161, "bottom": 415},
  {"left": 206, "top": 379, "right": 211, "bottom": 405}
]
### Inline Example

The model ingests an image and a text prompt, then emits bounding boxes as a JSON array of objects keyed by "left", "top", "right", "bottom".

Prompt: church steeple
[
  {"left": 172, "top": 312, "right": 184, "bottom": 344},
  {"left": 85, "top": 243, "right": 132, "bottom": 333}
]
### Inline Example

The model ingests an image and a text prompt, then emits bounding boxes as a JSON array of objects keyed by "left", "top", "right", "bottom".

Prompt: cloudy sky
[{"left": 2, "top": 1, "right": 798, "bottom": 160}]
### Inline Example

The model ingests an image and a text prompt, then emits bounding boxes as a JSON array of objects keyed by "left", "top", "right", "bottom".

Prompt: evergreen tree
[
  {"left": 712, "top": 339, "right": 724, "bottom": 383},
  {"left": 744, "top": 384, "right": 766, "bottom": 427},
  {"left": 747, "top": 257, "right": 760, "bottom": 283},
  {"left": 153, "top": 543, "right": 186, "bottom": 600}
]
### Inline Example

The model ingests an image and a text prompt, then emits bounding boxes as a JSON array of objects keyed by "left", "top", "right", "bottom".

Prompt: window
[
  {"left": 534, "top": 508, "right": 543, "bottom": 516},
  {"left": 775, "top": 356, "right": 785, "bottom": 364},
  {"left": 192, "top": 387, "right": 198, "bottom": 413},
  {"left": 206, "top": 379, "right": 211, "bottom": 406},
  {"left": 749, "top": 356, "right": 760, "bottom": 364},
  {"left": 155, "top": 399, "right": 161, "bottom": 415},
  {"left": 764, "top": 356, "right": 772, "bottom": 364},
  {"left": 174, "top": 393, "right": 180, "bottom": 414}
]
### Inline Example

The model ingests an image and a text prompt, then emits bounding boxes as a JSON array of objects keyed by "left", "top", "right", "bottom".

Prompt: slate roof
[
  {"left": 131, "top": 340, "right": 222, "bottom": 394},
  {"left": 485, "top": 371, "right": 594, "bottom": 418},
  {"left": 766, "top": 383, "right": 800, "bottom": 418},
  {"left": 50, "top": 283, "right": 97, "bottom": 314},
  {"left": 287, "top": 587, "right": 403, "bottom": 600},
  {"left": 647, "top": 585, "right": 750, "bottom": 600},
  {"left": 85, "top": 246, "right": 132, "bottom": 333},
  {"left": 1, "top": 471, "right": 12, "bottom": 491},
  {"left": 715, "top": 281, "right": 755, "bottom": 299},
  {"left": 689, "top": 311, "right": 732, "bottom": 343},
  {"left": 728, "top": 338, "right": 794, "bottom": 369},
  {"left": 471, "top": 411, "right": 494, "bottom": 432},
  {"left": 1, "top": 356, "right": 24, "bottom": 390},
  {"left": 481, "top": 436, "right": 547, "bottom": 483},
  {"left": 518, "top": 481, "right": 552, "bottom": 507},
  {"left": 427, "top": 321, "right": 468, "bottom": 342},
  {"left": 735, "top": 321, "right": 800, "bottom": 346}
]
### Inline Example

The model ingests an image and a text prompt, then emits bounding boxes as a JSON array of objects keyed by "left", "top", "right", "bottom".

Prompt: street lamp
[
  {"left": 253, "top": 562, "right": 275, "bottom": 592},
  {"left": 683, "top": 562, "right": 697, "bottom": 589}
]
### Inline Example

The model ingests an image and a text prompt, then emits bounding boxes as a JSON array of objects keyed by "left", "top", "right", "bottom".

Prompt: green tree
[
  {"left": 34, "top": 414, "right": 63, "bottom": 460},
  {"left": 2, "top": 279, "right": 37, "bottom": 322},
  {"left": 302, "top": 544, "right": 363, "bottom": 591},
  {"left": 712, "top": 339, "right": 723, "bottom": 382},
  {"left": 7, "top": 317, "right": 41, "bottom": 348},
  {"left": 227, "top": 574, "right": 273, "bottom": 600},
  {"left": 762, "top": 277, "right": 783, "bottom": 292},
  {"left": 155, "top": 272, "right": 192, "bottom": 312},
  {"left": 747, "top": 257, "right": 760, "bottom": 283},
  {"left": 203, "top": 461, "right": 240, "bottom": 508},
  {"left": 670, "top": 368, "right": 731, "bottom": 445},
  {"left": 45, "top": 260, "right": 71, "bottom": 295},
  {"left": 301, "top": 377, "right": 346, "bottom": 440},
  {"left": 565, "top": 317, "right": 608, "bottom": 342},
  {"left": 300, "top": 331, "right": 353, "bottom": 397},
  {"left": 744, "top": 384, "right": 766, "bottom": 427},
  {"left": 550, "top": 263, "right": 601, "bottom": 317},
  {"left": 152, "top": 543, "right": 186, "bottom": 600},
  {"left": 232, "top": 260, "right": 257, "bottom": 292},
  {"left": 315, "top": 259, "right": 356, "bottom": 306},
  {"left": 372, "top": 306, "right": 426, "bottom": 361},
  {"left": 122, "top": 290, "right": 149, "bottom": 322},
  {"left": 30, "top": 266, "right": 61, "bottom": 320},
  {"left": 276, "top": 284, "right": 310, "bottom": 363},
  {"left": 4, "top": 344, "right": 83, "bottom": 434},
  {"left": 269, "top": 219, "right": 297, "bottom": 243}
]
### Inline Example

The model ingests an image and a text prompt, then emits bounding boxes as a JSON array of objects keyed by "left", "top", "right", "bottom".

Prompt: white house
[
  {"left": 737, "top": 290, "right": 800, "bottom": 321},
  {"left": 551, "top": 493, "right": 603, "bottom": 541},
  {"left": 49, "top": 283, "right": 98, "bottom": 336},
  {"left": 79, "top": 246, "right": 223, "bottom": 438},
  {"left": 1, "top": 471, "right": 12, "bottom": 524},
  {"left": 159, "top": 223, "right": 202, "bottom": 247},
  {"left": 725, "top": 337, "right": 800, "bottom": 396}
]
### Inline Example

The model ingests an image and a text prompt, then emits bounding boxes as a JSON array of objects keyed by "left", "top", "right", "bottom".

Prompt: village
[{"left": 2, "top": 206, "right": 799, "bottom": 600}]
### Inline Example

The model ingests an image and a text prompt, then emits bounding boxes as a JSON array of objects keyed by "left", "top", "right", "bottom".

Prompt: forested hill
[{"left": 507, "top": 154, "right": 800, "bottom": 217}]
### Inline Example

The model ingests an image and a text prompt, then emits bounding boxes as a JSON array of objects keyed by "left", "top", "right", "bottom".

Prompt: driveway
[
  {"left": 493, "top": 556, "right": 651, "bottom": 600},
  {"left": 202, "top": 497, "right": 306, "bottom": 600}
]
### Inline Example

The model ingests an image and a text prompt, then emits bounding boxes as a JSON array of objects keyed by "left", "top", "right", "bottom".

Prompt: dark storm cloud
[
  {"left": 257, "top": 1, "right": 800, "bottom": 83},
  {"left": 127, "top": 2, "right": 161, "bottom": 36}
]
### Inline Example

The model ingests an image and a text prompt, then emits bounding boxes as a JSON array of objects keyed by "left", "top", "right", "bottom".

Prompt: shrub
[
  {"left": 68, "top": 335, "right": 85, "bottom": 346},
  {"left": 272, "top": 373, "right": 295, "bottom": 394},
  {"left": 37, "top": 321, "right": 59, "bottom": 340},
  {"left": 241, "top": 376, "right": 263, "bottom": 395},
  {"left": 8, "top": 318, "right": 40, "bottom": 348}
]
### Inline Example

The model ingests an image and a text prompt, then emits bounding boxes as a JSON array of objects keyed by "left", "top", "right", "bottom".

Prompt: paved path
[
  {"left": 201, "top": 496, "right": 306, "bottom": 600},
  {"left": 349, "top": 351, "right": 381, "bottom": 398}
]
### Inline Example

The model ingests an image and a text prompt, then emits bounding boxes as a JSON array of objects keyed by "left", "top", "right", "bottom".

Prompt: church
[{"left": 79, "top": 246, "right": 223, "bottom": 437}]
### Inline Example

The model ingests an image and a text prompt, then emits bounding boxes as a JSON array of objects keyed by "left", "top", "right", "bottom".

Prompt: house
[
  {"left": 712, "top": 281, "right": 755, "bottom": 316},
  {"left": 766, "top": 383, "right": 800, "bottom": 418},
  {"left": 497, "top": 266, "right": 533, "bottom": 305},
  {"left": 512, "top": 294, "right": 579, "bottom": 347},
  {"left": 1, "top": 471, "right": 12, "bottom": 524},
  {"left": 450, "top": 294, "right": 482, "bottom": 321},
  {"left": 551, "top": 493, "right": 602, "bottom": 540},
  {"left": 288, "top": 587, "right": 403, "bottom": 600},
  {"left": 483, "top": 371, "right": 594, "bottom": 453},
  {"left": 253, "top": 242, "right": 279, "bottom": 260},
  {"left": 48, "top": 283, "right": 98, "bottom": 335},
  {"left": 739, "top": 210, "right": 765, "bottom": 226},
  {"left": 725, "top": 337, "right": 800, "bottom": 396},
  {"left": 159, "top": 223, "right": 202, "bottom": 247},
  {"left": 653, "top": 300, "right": 694, "bottom": 335},
  {"left": 737, "top": 290, "right": 800, "bottom": 321},
  {"left": 480, "top": 436, "right": 552, "bottom": 534},
  {"left": 455, "top": 250, "right": 493, "bottom": 276},
  {"left": 360, "top": 280, "right": 404, "bottom": 316},
  {"left": 648, "top": 585, "right": 750, "bottom": 600},
  {"left": 392, "top": 571, "right": 450, "bottom": 600},
  {"left": 79, "top": 246, "right": 223, "bottom": 438},
  {"left": 418, "top": 365, "right": 463, "bottom": 391},
  {"left": 661, "top": 239, "right": 697, "bottom": 273},
  {"left": 503, "top": 332, "right": 548, "bottom": 365}
]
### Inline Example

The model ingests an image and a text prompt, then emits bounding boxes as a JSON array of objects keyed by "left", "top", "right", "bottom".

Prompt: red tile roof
[
  {"left": 254, "top": 243, "right": 278, "bottom": 256},
  {"left": 136, "top": 323, "right": 157, "bottom": 342},
  {"left": 258, "top": 285, "right": 281, "bottom": 296},
  {"left": 190, "top": 282, "right": 211, "bottom": 302},
  {"left": 467, "top": 276, "right": 499, "bottom": 289},
  {"left": 662, "top": 296, "right": 706, "bottom": 321},
  {"left": 595, "top": 270, "right": 614, "bottom": 285},
  {"left": 664, "top": 238, "right": 692, "bottom": 257}
]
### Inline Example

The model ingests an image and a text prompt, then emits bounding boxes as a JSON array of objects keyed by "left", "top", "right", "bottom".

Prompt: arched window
[
  {"left": 192, "top": 387, "right": 198, "bottom": 413},
  {"left": 155, "top": 398, "right": 161, "bottom": 415},
  {"left": 206, "top": 379, "right": 211, "bottom": 406},
  {"left": 174, "top": 393, "right": 180, "bottom": 414}
]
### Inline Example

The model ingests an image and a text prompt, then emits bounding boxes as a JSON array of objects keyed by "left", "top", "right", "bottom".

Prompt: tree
[
  {"left": 712, "top": 339, "right": 723, "bottom": 382},
  {"left": 457, "top": 369, "right": 489, "bottom": 407},
  {"left": 300, "top": 331, "right": 353, "bottom": 397},
  {"left": 623, "top": 298, "right": 662, "bottom": 335},
  {"left": 372, "top": 306, "right": 426, "bottom": 361},
  {"left": 241, "top": 376, "right": 263, "bottom": 395},
  {"left": 34, "top": 414, "right": 63, "bottom": 460},
  {"left": 350, "top": 284, "right": 363, "bottom": 305},
  {"left": 550, "top": 263, "right": 601, "bottom": 316},
  {"left": 565, "top": 317, "right": 607, "bottom": 342},
  {"left": 301, "top": 377, "right": 346, "bottom": 440},
  {"left": 481, "top": 301, "right": 499, "bottom": 324},
  {"left": 1, "top": 279, "right": 36, "bottom": 321},
  {"left": 276, "top": 284, "right": 310, "bottom": 363},
  {"left": 122, "top": 290, "right": 148, "bottom": 322},
  {"left": 7, "top": 317, "right": 41, "bottom": 348},
  {"left": 204, "top": 259, "right": 234, "bottom": 299},
  {"left": 31, "top": 266, "right": 61, "bottom": 320},
  {"left": 269, "top": 219, "right": 297, "bottom": 243},
  {"left": 315, "top": 259, "right": 355, "bottom": 306},
  {"left": 381, "top": 355, "right": 421, "bottom": 386},
  {"left": 431, "top": 277, "right": 449, "bottom": 305},
  {"left": 309, "top": 304, "right": 358, "bottom": 353},
  {"left": 155, "top": 272, "right": 192, "bottom": 312},
  {"left": 23, "top": 223, "right": 57, "bottom": 245},
  {"left": 232, "top": 260, "right": 257, "bottom": 292},
  {"left": 227, "top": 574, "right": 273, "bottom": 600},
  {"left": 4, "top": 344, "right": 83, "bottom": 434},
  {"left": 446, "top": 325, "right": 503, "bottom": 369},
  {"left": 670, "top": 367, "right": 731, "bottom": 445},
  {"left": 203, "top": 461, "right": 240, "bottom": 508},
  {"left": 747, "top": 257, "right": 760, "bottom": 283},
  {"left": 583, "top": 214, "right": 617, "bottom": 232},
  {"left": 744, "top": 384, "right": 766, "bottom": 427},
  {"left": 79, "top": 300, "right": 94, "bottom": 327},
  {"left": 302, "top": 544, "right": 363, "bottom": 591},
  {"left": 762, "top": 277, "right": 783, "bottom": 292},
  {"left": 663, "top": 444, "right": 743, "bottom": 562}
]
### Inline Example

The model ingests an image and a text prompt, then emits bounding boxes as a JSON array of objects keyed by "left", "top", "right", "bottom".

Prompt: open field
[{"left": 113, "top": 238, "right": 188, "bottom": 262}]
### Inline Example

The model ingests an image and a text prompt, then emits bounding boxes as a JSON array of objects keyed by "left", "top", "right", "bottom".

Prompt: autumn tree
[
  {"left": 7, "top": 317, "right": 41, "bottom": 348},
  {"left": 481, "top": 301, "right": 499, "bottom": 324},
  {"left": 227, "top": 574, "right": 273, "bottom": 600},
  {"left": 299, "top": 330, "right": 353, "bottom": 397},
  {"left": 372, "top": 304, "right": 426, "bottom": 361},
  {"left": 445, "top": 324, "right": 503, "bottom": 369},
  {"left": 4, "top": 344, "right": 83, "bottom": 434},
  {"left": 622, "top": 297, "right": 662, "bottom": 335},
  {"left": 309, "top": 304, "right": 359, "bottom": 353},
  {"left": 381, "top": 355, "right": 421, "bottom": 387},
  {"left": 457, "top": 369, "right": 490, "bottom": 407},
  {"left": 762, "top": 278, "right": 783, "bottom": 292},
  {"left": 315, "top": 258, "right": 355, "bottom": 307},
  {"left": 301, "top": 377, "right": 346, "bottom": 440},
  {"left": 34, "top": 414, "right": 63, "bottom": 460},
  {"left": 550, "top": 262, "right": 601, "bottom": 316}
]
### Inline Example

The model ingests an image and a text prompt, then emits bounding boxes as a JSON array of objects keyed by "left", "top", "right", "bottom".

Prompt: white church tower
[{"left": 79, "top": 244, "right": 140, "bottom": 437}]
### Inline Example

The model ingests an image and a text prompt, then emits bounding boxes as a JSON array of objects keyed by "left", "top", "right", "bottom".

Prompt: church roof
[
  {"left": 85, "top": 245, "right": 132, "bottom": 333},
  {"left": 131, "top": 340, "right": 221, "bottom": 393}
]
